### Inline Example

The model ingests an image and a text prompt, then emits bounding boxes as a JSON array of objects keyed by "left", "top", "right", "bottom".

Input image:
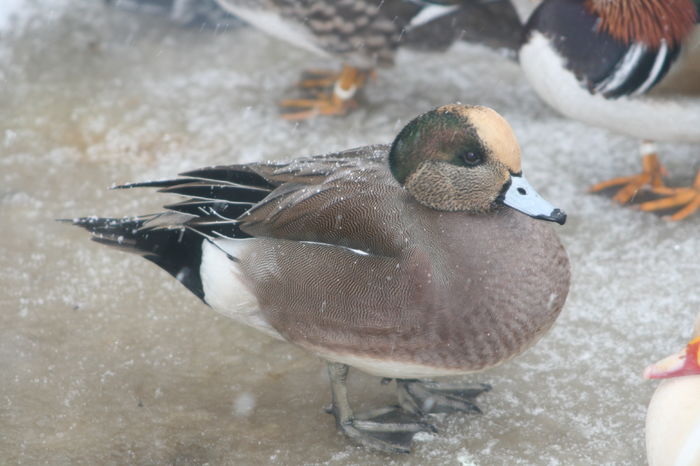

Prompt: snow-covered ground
[{"left": 1, "top": 1, "right": 699, "bottom": 464}]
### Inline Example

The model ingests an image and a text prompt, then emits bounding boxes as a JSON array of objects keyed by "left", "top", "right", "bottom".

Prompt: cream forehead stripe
[{"left": 468, "top": 106, "right": 522, "bottom": 173}]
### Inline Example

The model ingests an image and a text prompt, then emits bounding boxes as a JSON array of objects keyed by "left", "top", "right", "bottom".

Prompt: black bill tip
[
  {"left": 549, "top": 208, "right": 567, "bottom": 225},
  {"left": 535, "top": 208, "right": 567, "bottom": 225}
]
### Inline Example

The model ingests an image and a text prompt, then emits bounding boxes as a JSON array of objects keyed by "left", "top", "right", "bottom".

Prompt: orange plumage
[{"left": 585, "top": 0, "right": 697, "bottom": 47}]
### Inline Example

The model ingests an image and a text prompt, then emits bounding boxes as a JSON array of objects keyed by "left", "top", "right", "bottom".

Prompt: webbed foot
[
  {"left": 329, "top": 403, "right": 436, "bottom": 454},
  {"left": 589, "top": 152, "right": 668, "bottom": 204},
  {"left": 396, "top": 379, "right": 492, "bottom": 416},
  {"left": 638, "top": 170, "right": 700, "bottom": 221},
  {"left": 326, "top": 362, "right": 435, "bottom": 454},
  {"left": 280, "top": 65, "right": 370, "bottom": 120}
]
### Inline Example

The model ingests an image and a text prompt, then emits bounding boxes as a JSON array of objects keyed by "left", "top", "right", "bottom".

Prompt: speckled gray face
[{"left": 500, "top": 174, "right": 567, "bottom": 225}]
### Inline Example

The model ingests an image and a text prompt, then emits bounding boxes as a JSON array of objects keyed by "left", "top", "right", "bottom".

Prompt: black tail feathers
[
  {"left": 65, "top": 164, "right": 276, "bottom": 301},
  {"left": 67, "top": 216, "right": 206, "bottom": 300}
]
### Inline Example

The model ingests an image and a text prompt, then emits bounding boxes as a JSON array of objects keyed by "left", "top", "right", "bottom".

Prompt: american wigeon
[
  {"left": 214, "top": 0, "right": 523, "bottom": 119},
  {"left": 519, "top": 0, "right": 700, "bottom": 220},
  {"left": 70, "top": 104, "right": 571, "bottom": 452},
  {"left": 645, "top": 312, "right": 700, "bottom": 466}
]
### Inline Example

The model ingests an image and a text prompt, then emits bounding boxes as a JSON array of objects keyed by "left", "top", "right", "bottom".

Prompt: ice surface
[
  {"left": 0, "top": 0, "right": 30, "bottom": 33},
  {"left": 1, "top": 1, "right": 699, "bottom": 465}
]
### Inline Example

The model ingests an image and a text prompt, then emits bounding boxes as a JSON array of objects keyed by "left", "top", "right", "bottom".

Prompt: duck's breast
[
  {"left": 417, "top": 207, "right": 571, "bottom": 372},
  {"left": 647, "top": 376, "right": 700, "bottom": 466}
]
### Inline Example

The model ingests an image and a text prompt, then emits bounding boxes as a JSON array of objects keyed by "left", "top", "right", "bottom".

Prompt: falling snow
[{"left": 1, "top": 1, "right": 699, "bottom": 465}]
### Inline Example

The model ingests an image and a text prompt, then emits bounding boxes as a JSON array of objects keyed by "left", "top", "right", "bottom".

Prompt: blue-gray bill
[{"left": 499, "top": 174, "right": 567, "bottom": 225}]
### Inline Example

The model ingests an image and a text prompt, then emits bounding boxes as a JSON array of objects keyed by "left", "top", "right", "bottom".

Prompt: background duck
[
  {"left": 645, "top": 312, "right": 700, "bottom": 466},
  {"left": 213, "top": 0, "right": 522, "bottom": 119},
  {"left": 519, "top": 0, "right": 700, "bottom": 220},
  {"left": 104, "top": 0, "right": 240, "bottom": 28},
  {"left": 69, "top": 105, "right": 570, "bottom": 453}
]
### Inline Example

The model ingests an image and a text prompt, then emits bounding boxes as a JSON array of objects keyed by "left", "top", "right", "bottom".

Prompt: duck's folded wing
[
  {"left": 237, "top": 178, "right": 410, "bottom": 257},
  {"left": 403, "top": 0, "right": 523, "bottom": 54},
  {"left": 113, "top": 144, "right": 405, "bottom": 256},
  {"left": 68, "top": 146, "right": 394, "bottom": 295},
  {"left": 196, "top": 144, "right": 409, "bottom": 257},
  {"left": 206, "top": 236, "right": 435, "bottom": 354}
]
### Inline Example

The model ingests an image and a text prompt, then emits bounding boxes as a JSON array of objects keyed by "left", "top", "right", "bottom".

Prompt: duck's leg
[
  {"left": 280, "top": 65, "right": 370, "bottom": 120},
  {"left": 396, "top": 379, "right": 492, "bottom": 416},
  {"left": 637, "top": 169, "right": 700, "bottom": 221},
  {"left": 296, "top": 69, "right": 341, "bottom": 89},
  {"left": 589, "top": 142, "right": 668, "bottom": 204},
  {"left": 326, "top": 362, "right": 435, "bottom": 454}
]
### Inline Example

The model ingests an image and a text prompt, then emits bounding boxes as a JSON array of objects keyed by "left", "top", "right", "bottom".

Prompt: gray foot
[
  {"left": 396, "top": 379, "right": 492, "bottom": 416},
  {"left": 328, "top": 404, "right": 436, "bottom": 454},
  {"left": 325, "top": 362, "right": 436, "bottom": 454}
]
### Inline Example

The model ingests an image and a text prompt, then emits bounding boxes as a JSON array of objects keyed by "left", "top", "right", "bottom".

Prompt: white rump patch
[{"left": 200, "top": 239, "right": 282, "bottom": 339}]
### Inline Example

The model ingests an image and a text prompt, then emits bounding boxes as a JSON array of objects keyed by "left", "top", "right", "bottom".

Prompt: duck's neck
[{"left": 584, "top": 0, "right": 697, "bottom": 47}]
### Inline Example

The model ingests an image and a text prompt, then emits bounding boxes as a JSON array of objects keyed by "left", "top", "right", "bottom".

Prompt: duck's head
[
  {"left": 644, "top": 313, "right": 700, "bottom": 379},
  {"left": 389, "top": 104, "right": 566, "bottom": 224}
]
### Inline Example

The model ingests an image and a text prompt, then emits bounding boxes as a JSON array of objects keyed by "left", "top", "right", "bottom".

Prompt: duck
[
  {"left": 104, "top": 0, "right": 240, "bottom": 29},
  {"left": 644, "top": 312, "right": 700, "bottom": 466},
  {"left": 519, "top": 0, "right": 700, "bottom": 220},
  {"left": 213, "top": 0, "right": 523, "bottom": 119},
  {"left": 68, "top": 104, "right": 570, "bottom": 453}
]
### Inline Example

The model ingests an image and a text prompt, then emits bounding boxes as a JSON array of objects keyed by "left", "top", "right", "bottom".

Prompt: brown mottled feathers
[
  {"left": 76, "top": 104, "right": 570, "bottom": 373},
  {"left": 239, "top": 145, "right": 411, "bottom": 256},
  {"left": 238, "top": 203, "right": 569, "bottom": 371},
  {"left": 221, "top": 148, "right": 569, "bottom": 369},
  {"left": 270, "top": 0, "right": 420, "bottom": 66}
]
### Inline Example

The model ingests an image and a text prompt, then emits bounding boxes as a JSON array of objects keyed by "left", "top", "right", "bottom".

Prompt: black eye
[{"left": 460, "top": 151, "right": 482, "bottom": 166}]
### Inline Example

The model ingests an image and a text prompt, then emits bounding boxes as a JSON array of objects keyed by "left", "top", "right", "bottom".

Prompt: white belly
[{"left": 306, "top": 346, "right": 481, "bottom": 379}]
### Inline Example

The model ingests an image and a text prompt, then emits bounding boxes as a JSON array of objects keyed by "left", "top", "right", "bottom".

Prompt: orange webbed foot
[
  {"left": 638, "top": 170, "right": 700, "bottom": 221},
  {"left": 279, "top": 96, "right": 358, "bottom": 120},
  {"left": 589, "top": 152, "right": 668, "bottom": 204},
  {"left": 279, "top": 65, "right": 370, "bottom": 121}
]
